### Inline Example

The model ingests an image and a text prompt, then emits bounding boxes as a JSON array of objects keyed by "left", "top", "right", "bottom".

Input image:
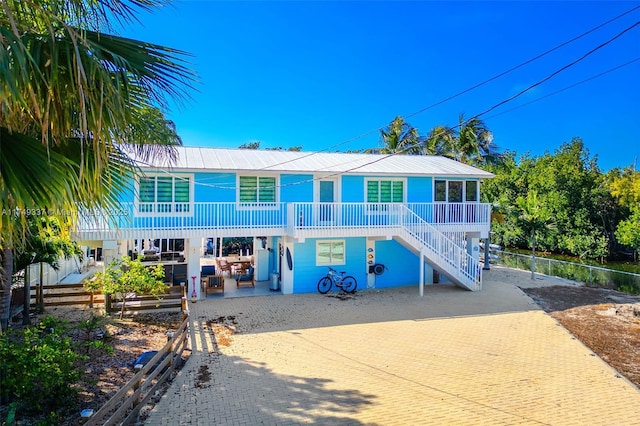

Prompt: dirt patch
[
  {"left": 195, "top": 365, "right": 211, "bottom": 388},
  {"left": 523, "top": 285, "right": 640, "bottom": 388},
  {"left": 1, "top": 307, "right": 187, "bottom": 425},
  {"left": 206, "top": 315, "right": 238, "bottom": 348}
]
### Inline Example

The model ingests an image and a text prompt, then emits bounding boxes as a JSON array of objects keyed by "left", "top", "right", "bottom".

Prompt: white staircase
[{"left": 397, "top": 206, "right": 482, "bottom": 291}]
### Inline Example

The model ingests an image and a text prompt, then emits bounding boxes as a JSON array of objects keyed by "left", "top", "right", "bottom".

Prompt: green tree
[
  {"left": 14, "top": 215, "right": 82, "bottom": 324},
  {"left": 85, "top": 256, "right": 166, "bottom": 319},
  {"left": 616, "top": 211, "right": 640, "bottom": 259},
  {"left": 0, "top": 0, "right": 195, "bottom": 330},
  {"left": 367, "top": 116, "right": 422, "bottom": 155},
  {"left": 239, "top": 141, "right": 261, "bottom": 149},
  {"left": 609, "top": 167, "right": 640, "bottom": 259},
  {"left": 515, "top": 191, "right": 555, "bottom": 280},
  {"left": 239, "top": 141, "right": 303, "bottom": 151},
  {"left": 486, "top": 139, "right": 612, "bottom": 260}
]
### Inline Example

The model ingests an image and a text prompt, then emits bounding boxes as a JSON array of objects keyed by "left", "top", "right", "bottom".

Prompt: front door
[{"left": 317, "top": 179, "right": 338, "bottom": 224}]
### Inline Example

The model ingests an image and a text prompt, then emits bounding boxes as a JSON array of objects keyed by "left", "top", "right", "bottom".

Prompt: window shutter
[
  {"left": 258, "top": 177, "right": 276, "bottom": 202},
  {"left": 379, "top": 181, "right": 392, "bottom": 202},
  {"left": 156, "top": 176, "right": 173, "bottom": 202},
  {"left": 239, "top": 176, "right": 258, "bottom": 202},
  {"left": 139, "top": 177, "right": 155, "bottom": 203},
  {"left": 392, "top": 181, "right": 403, "bottom": 202},
  {"left": 367, "top": 181, "right": 379, "bottom": 202},
  {"left": 175, "top": 177, "right": 190, "bottom": 202}
]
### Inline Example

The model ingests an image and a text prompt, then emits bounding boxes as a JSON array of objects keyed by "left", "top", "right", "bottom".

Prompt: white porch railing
[
  {"left": 398, "top": 207, "right": 481, "bottom": 291},
  {"left": 408, "top": 202, "right": 491, "bottom": 224},
  {"left": 290, "top": 203, "right": 482, "bottom": 290},
  {"left": 72, "top": 201, "right": 486, "bottom": 289},
  {"left": 74, "top": 202, "right": 490, "bottom": 236},
  {"left": 75, "top": 202, "right": 289, "bottom": 236}
]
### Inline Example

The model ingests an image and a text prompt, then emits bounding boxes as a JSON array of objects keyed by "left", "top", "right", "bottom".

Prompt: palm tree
[
  {"left": 423, "top": 125, "right": 456, "bottom": 156},
  {"left": 424, "top": 114, "right": 502, "bottom": 166},
  {"left": 367, "top": 116, "right": 422, "bottom": 155},
  {"left": 0, "top": 0, "right": 196, "bottom": 330}
]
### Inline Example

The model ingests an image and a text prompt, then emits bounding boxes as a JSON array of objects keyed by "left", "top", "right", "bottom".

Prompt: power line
[
  {"left": 136, "top": 10, "right": 640, "bottom": 190},
  {"left": 135, "top": 51, "right": 640, "bottom": 191},
  {"left": 253, "top": 4, "right": 640, "bottom": 171},
  {"left": 485, "top": 57, "right": 640, "bottom": 121},
  {"left": 470, "top": 20, "right": 640, "bottom": 120},
  {"left": 274, "top": 17, "right": 640, "bottom": 183}
]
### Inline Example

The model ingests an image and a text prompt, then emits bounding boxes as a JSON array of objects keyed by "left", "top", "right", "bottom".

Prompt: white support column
[
  {"left": 102, "top": 240, "right": 118, "bottom": 266},
  {"left": 280, "top": 238, "right": 294, "bottom": 294},
  {"left": 366, "top": 238, "right": 376, "bottom": 289},
  {"left": 419, "top": 248, "right": 425, "bottom": 297},
  {"left": 466, "top": 236, "right": 480, "bottom": 262},
  {"left": 186, "top": 238, "right": 201, "bottom": 300}
]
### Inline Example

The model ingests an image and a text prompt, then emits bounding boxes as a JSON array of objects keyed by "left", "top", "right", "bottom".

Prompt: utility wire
[
  {"left": 485, "top": 57, "right": 640, "bottom": 121},
  {"left": 137, "top": 13, "right": 640, "bottom": 190},
  {"left": 136, "top": 53, "right": 640, "bottom": 191},
  {"left": 254, "top": 4, "right": 640, "bottom": 171}
]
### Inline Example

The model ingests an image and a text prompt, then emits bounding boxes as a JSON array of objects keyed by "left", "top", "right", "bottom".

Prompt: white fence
[{"left": 13, "top": 256, "right": 90, "bottom": 289}]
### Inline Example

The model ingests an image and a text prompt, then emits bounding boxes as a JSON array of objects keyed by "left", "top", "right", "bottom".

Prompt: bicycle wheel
[
  {"left": 317, "top": 276, "right": 332, "bottom": 294},
  {"left": 341, "top": 276, "right": 357, "bottom": 293}
]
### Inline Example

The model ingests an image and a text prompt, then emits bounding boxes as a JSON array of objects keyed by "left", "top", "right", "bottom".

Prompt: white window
[
  {"left": 366, "top": 179, "right": 405, "bottom": 203},
  {"left": 316, "top": 240, "right": 345, "bottom": 266},
  {"left": 434, "top": 179, "right": 478, "bottom": 202},
  {"left": 135, "top": 174, "right": 193, "bottom": 216},
  {"left": 238, "top": 176, "right": 277, "bottom": 205}
]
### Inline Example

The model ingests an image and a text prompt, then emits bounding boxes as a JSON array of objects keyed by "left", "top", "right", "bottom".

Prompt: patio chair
[
  {"left": 201, "top": 265, "right": 216, "bottom": 279},
  {"left": 217, "top": 258, "right": 232, "bottom": 276},
  {"left": 235, "top": 266, "right": 255, "bottom": 288},
  {"left": 202, "top": 275, "right": 225, "bottom": 296}
]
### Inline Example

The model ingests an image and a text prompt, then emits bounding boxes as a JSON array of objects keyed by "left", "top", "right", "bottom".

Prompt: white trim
[
  {"left": 236, "top": 174, "right": 280, "bottom": 210},
  {"left": 364, "top": 177, "right": 407, "bottom": 203},
  {"left": 433, "top": 178, "right": 480, "bottom": 203},
  {"left": 315, "top": 239, "right": 346, "bottom": 266},
  {"left": 133, "top": 173, "right": 194, "bottom": 217}
]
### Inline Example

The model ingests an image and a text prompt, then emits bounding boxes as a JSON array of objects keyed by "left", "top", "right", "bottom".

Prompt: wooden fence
[
  {"left": 84, "top": 314, "right": 190, "bottom": 425},
  {"left": 12, "top": 283, "right": 186, "bottom": 316}
]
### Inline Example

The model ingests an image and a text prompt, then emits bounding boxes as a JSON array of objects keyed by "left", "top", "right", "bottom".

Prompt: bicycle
[{"left": 317, "top": 267, "right": 357, "bottom": 294}]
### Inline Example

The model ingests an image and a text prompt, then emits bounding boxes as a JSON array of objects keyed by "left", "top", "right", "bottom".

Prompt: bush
[{"left": 0, "top": 317, "right": 84, "bottom": 414}]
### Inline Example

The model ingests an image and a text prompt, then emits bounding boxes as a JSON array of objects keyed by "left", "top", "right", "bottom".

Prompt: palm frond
[{"left": 0, "top": 127, "right": 79, "bottom": 247}]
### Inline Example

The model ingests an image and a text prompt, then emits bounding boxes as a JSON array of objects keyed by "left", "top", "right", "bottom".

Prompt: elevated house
[{"left": 73, "top": 147, "right": 493, "bottom": 298}]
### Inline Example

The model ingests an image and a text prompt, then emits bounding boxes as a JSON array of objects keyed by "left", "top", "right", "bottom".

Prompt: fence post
[
  {"left": 38, "top": 263, "right": 44, "bottom": 312},
  {"left": 589, "top": 266, "right": 593, "bottom": 285},
  {"left": 548, "top": 259, "right": 551, "bottom": 276}
]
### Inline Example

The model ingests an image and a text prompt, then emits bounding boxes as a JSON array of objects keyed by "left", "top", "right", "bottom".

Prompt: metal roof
[{"left": 136, "top": 146, "right": 495, "bottom": 178}]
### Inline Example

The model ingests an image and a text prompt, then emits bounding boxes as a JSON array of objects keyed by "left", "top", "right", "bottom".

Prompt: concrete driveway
[{"left": 144, "top": 267, "right": 640, "bottom": 425}]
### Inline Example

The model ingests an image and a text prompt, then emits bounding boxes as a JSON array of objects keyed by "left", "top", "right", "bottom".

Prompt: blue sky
[{"left": 124, "top": 1, "right": 639, "bottom": 171}]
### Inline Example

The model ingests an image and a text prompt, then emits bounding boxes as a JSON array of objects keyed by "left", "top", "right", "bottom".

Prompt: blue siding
[
  {"left": 341, "top": 176, "right": 364, "bottom": 202},
  {"left": 407, "top": 176, "right": 432, "bottom": 203},
  {"left": 194, "top": 172, "right": 236, "bottom": 202},
  {"left": 281, "top": 174, "right": 313, "bottom": 202},
  {"left": 372, "top": 240, "right": 420, "bottom": 288},
  {"left": 292, "top": 237, "right": 367, "bottom": 293}
]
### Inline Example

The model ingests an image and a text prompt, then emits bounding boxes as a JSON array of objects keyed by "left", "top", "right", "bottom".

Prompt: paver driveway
[{"left": 144, "top": 267, "right": 640, "bottom": 425}]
